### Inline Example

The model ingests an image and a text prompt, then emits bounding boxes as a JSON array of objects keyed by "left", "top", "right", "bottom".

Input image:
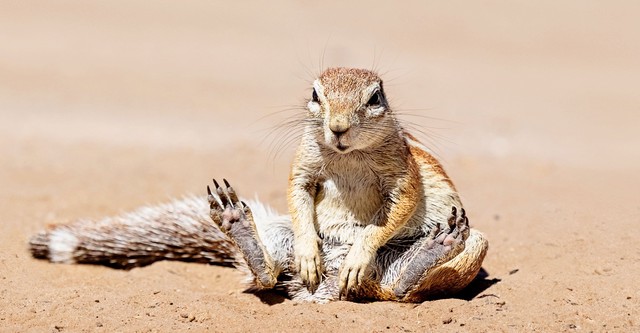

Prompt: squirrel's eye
[
  {"left": 367, "top": 91, "right": 382, "bottom": 106},
  {"left": 312, "top": 89, "right": 319, "bottom": 103}
]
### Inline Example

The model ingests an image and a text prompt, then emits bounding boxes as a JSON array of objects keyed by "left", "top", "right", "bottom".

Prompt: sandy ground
[{"left": 1, "top": 1, "right": 639, "bottom": 331}]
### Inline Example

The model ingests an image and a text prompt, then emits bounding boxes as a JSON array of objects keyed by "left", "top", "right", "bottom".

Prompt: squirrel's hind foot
[
  {"left": 392, "top": 206, "right": 470, "bottom": 299},
  {"left": 208, "top": 179, "right": 277, "bottom": 289}
]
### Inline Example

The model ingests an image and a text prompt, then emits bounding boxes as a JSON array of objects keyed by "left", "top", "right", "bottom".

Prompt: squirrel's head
[{"left": 307, "top": 68, "right": 395, "bottom": 154}]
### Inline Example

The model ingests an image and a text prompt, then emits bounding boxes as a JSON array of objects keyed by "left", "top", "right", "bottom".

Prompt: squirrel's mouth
[{"left": 336, "top": 143, "right": 350, "bottom": 152}]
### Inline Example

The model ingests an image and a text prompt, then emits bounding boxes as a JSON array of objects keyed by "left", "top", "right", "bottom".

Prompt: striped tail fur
[{"left": 29, "top": 195, "right": 241, "bottom": 269}]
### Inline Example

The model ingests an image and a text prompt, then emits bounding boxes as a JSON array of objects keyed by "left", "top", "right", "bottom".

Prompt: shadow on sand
[{"left": 249, "top": 267, "right": 500, "bottom": 305}]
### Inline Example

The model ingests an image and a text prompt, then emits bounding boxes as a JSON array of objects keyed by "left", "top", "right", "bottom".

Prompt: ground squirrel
[{"left": 30, "top": 67, "right": 488, "bottom": 303}]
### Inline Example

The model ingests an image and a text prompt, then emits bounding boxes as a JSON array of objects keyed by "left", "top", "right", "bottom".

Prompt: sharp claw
[
  {"left": 213, "top": 179, "right": 233, "bottom": 207},
  {"left": 225, "top": 181, "right": 240, "bottom": 204},
  {"left": 451, "top": 206, "right": 457, "bottom": 217},
  {"left": 340, "top": 280, "right": 347, "bottom": 300},
  {"left": 207, "top": 186, "right": 214, "bottom": 204},
  {"left": 456, "top": 213, "right": 464, "bottom": 229},
  {"left": 447, "top": 214, "right": 456, "bottom": 229},
  {"left": 461, "top": 208, "right": 466, "bottom": 219},
  {"left": 207, "top": 185, "right": 223, "bottom": 210}
]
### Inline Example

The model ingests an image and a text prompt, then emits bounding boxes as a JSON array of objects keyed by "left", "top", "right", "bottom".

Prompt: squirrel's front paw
[
  {"left": 294, "top": 241, "right": 323, "bottom": 293},
  {"left": 338, "top": 248, "right": 374, "bottom": 300}
]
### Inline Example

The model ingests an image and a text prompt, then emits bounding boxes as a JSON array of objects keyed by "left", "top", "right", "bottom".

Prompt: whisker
[
  {"left": 257, "top": 105, "right": 323, "bottom": 166},
  {"left": 394, "top": 110, "right": 460, "bottom": 124},
  {"left": 400, "top": 121, "right": 454, "bottom": 144},
  {"left": 252, "top": 106, "right": 307, "bottom": 124},
  {"left": 358, "top": 118, "right": 453, "bottom": 161},
  {"left": 270, "top": 133, "right": 303, "bottom": 162}
]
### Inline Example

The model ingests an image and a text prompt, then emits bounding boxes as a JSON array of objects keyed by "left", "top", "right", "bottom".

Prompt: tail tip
[{"left": 29, "top": 227, "right": 79, "bottom": 264}]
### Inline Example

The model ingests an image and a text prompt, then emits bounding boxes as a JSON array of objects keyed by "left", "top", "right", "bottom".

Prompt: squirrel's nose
[
  {"left": 331, "top": 128, "right": 348, "bottom": 138},
  {"left": 330, "top": 125, "right": 349, "bottom": 138}
]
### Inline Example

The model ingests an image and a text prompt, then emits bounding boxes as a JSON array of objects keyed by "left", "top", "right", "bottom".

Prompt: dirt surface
[{"left": 1, "top": 1, "right": 639, "bottom": 332}]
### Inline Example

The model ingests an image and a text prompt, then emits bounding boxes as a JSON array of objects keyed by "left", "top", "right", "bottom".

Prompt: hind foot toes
[
  {"left": 436, "top": 206, "right": 470, "bottom": 249},
  {"left": 208, "top": 179, "right": 254, "bottom": 231}
]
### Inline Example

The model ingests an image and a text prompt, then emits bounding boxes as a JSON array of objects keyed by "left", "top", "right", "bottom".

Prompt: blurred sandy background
[{"left": 1, "top": 1, "right": 639, "bottom": 331}]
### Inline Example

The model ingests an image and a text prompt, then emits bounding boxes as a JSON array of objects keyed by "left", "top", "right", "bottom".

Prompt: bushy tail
[{"left": 29, "top": 196, "right": 239, "bottom": 269}]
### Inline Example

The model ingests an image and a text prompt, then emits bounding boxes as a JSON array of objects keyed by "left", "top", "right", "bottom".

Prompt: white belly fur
[
  {"left": 313, "top": 171, "right": 442, "bottom": 245},
  {"left": 315, "top": 178, "right": 383, "bottom": 244}
]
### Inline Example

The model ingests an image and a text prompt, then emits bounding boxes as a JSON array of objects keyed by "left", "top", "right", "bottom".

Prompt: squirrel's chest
[{"left": 313, "top": 161, "right": 384, "bottom": 243}]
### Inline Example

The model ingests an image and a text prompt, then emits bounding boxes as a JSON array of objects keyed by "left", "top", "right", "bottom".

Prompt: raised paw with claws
[
  {"left": 439, "top": 206, "right": 470, "bottom": 249},
  {"left": 208, "top": 179, "right": 252, "bottom": 232},
  {"left": 207, "top": 179, "right": 277, "bottom": 289}
]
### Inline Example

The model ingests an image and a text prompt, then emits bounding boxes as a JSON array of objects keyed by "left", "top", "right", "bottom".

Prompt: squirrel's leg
[
  {"left": 250, "top": 210, "right": 294, "bottom": 278},
  {"left": 400, "top": 227, "right": 487, "bottom": 302},
  {"left": 208, "top": 179, "right": 277, "bottom": 289},
  {"left": 380, "top": 207, "right": 486, "bottom": 301}
]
